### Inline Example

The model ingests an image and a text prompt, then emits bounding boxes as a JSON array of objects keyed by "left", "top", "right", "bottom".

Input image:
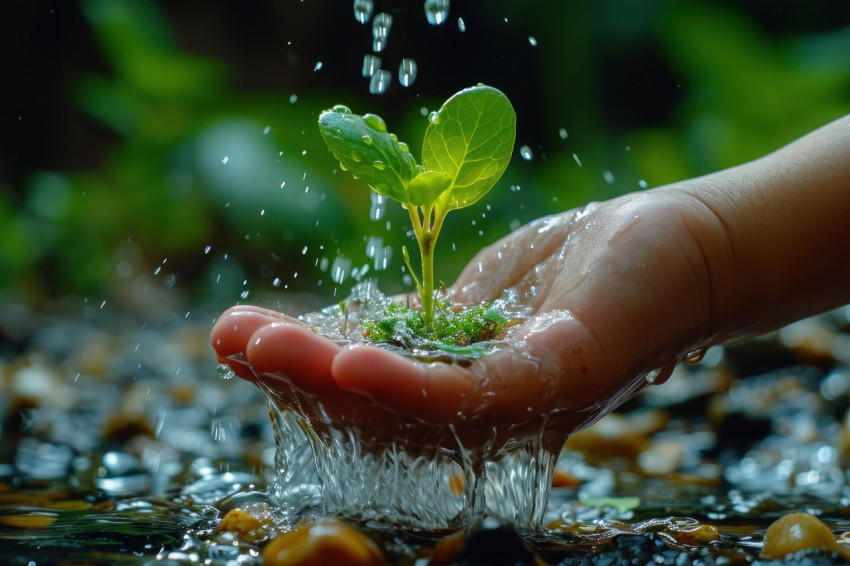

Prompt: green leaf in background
[
  {"left": 318, "top": 106, "right": 419, "bottom": 204},
  {"left": 578, "top": 496, "right": 641, "bottom": 515},
  {"left": 422, "top": 85, "right": 516, "bottom": 210}
]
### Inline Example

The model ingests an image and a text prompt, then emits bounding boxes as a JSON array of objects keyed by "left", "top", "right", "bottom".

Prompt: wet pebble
[
  {"left": 262, "top": 517, "right": 386, "bottom": 566},
  {"left": 761, "top": 512, "right": 850, "bottom": 559}
]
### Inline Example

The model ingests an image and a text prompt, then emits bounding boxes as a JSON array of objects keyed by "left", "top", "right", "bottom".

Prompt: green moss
[{"left": 359, "top": 296, "right": 511, "bottom": 353}]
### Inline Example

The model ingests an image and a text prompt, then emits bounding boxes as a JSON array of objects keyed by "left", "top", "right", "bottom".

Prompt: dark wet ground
[{"left": 2, "top": 300, "right": 850, "bottom": 565}]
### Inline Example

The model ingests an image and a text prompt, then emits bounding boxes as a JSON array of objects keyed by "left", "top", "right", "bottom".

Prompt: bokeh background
[{"left": 3, "top": 0, "right": 850, "bottom": 318}]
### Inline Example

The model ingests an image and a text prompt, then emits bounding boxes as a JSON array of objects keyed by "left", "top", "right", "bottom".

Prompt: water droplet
[
  {"left": 369, "top": 69, "right": 391, "bottom": 94},
  {"left": 638, "top": 179, "right": 648, "bottom": 189},
  {"left": 428, "top": 111, "right": 440, "bottom": 124},
  {"left": 373, "top": 160, "right": 386, "bottom": 170},
  {"left": 398, "top": 58, "right": 417, "bottom": 87},
  {"left": 558, "top": 128, "right": 568, "bottom": 140},
  {"left": 314, "top": 61, "right": 323, "bottom": 71},
  {"left": 339, "top": 162, "right": 349, "bottom": 171},
  {"left": 685, "top": 349, "right": 706, "bottom": 365},
  {"left": 424, "top": 0, "right": 449, "bottom": 25},
  {"left": 363, "top": 113, "right": 387, "bottom": 132},
  {"left": 362, "top": 54, "right": 381, "bottom": 77},
  {"left": 331, "top": 256, "right": 353, "bottom": 284},
  {"left": 397, "top": 141, "right": 410, "bottom": 153},
  {"left": 351, "top": 152, "right": 362, "bottom": 162},
  {"left": 372, "top": 36, "right": 386, "bottom": 52},
  {"left": 353, "top": 0, "right": 373, "bottom": 23},
  {"left": 369, "top": 192, "right": 386, "bottom": 220},
  {"left": 603, "top": 170, "right": 615, "bottom": 184},
  {"left": 528, "top": 35, "right": 538, "bottom": 46},
  {"left": 372, "top": 12, "right": 392, "bottom": 40},
  {"left": 272, "top": 277, "right": 281, "bottom": 287},
  {"left": 361, "top": 134, "right": 373, "bottom": 145},
  {"left": 263, "top": 125, "right": 271, "bottom": 134},
  {"left": 289, "top": 94, "right": 298, "bottom": 103},
  {"left": 332, "top": 105, "right": 351, "bottom": 115},
  {"left": 221, "top": 156, "right": 229, "bottom": 164},
  {"left": 572, "top": 153, "right": 582, "bottom": 167},
  {"left": 519, "top": 145, "right": 533, "bottom": 160},
  {"left": 457, "top": 17, "right": 466, "bottom": 32}
]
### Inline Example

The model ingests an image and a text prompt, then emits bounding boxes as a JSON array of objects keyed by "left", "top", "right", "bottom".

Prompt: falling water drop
[
  {"left": 602, "top": 170, "right": 615, "bottom": 184},
  {"left": 369, "top": 69, "right": 391, "bottom": 94},
  {"left": 331, "top": 256, "right": 353, "bottom": 284},
  {"left": 289, "top": 94, "right": 298, "bottom": 103},
  {"left": 369, "top": 192, "right": 386, "bottom": 220},
  {"left": 528, "top": 35, "right": 538, "bottom": 46},
  {"left": 572, "top": 153, "right": 582, "bottom": 167},
  {"left": 519, "top": 145, "right": 533, "bottom": 161},
  {"left": 457, "top": 17, "right": 466, "bottom": 32},
  {"left": 362, "top": 54, "right": 381, "bottom": 77},
  {"left": 558, "top": 128, "right": 568, "bottom": 140},
  {"left": 314, "top": 61, "right": 323, "bottom": 71},
  {"left": 638, "top": 179, "right": 648, "bottom": 189},
  {"left": 353, "top": 0, "right": 373, "bottom": 23},
  {"left": 398, "top": 58, "right": 417, "bottom": 87},
  {"left": 424, "top": 0, "right": 449, "bottom": 25},
  {"left": 372, "top": 12, "right": 392, "bottom": 50}
]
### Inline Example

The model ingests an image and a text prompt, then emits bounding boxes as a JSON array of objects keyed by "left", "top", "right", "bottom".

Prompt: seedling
[{"left": 318, "top": 85, "right": 516, "bottom": 330}]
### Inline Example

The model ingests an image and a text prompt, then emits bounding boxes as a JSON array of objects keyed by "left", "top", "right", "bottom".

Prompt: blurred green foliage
[{"left": 1, "top": 0, "right": 848, "bottom": 313}]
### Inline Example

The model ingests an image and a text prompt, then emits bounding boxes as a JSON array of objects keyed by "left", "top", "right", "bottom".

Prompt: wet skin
[{"left": 211, "top": 188, "right": 723, "bottom": 449}]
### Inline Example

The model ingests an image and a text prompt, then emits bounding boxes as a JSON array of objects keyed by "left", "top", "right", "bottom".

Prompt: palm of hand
[{"left": 211, "top": 189, "right": 716, "bottom": 448}]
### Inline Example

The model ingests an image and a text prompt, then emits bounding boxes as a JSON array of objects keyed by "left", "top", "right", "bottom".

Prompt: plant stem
[{"left": 406, "top": 204, "right": 448, "bottom": 328}]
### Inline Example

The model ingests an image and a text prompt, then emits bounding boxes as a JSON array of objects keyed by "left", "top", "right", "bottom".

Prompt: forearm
[{"left": 681, "top": 114, "right": 850, "bottom": 343}]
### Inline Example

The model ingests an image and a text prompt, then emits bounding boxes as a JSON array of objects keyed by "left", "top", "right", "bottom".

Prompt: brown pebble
[
  {"left": 431, "top": 530, "right": 466, "bottom": 564},
  {"left": 761, "top": 512, "right": 850, "bottom": 559},
  {"left": 219, "top": 503, "right": 274, "bottom": 543},
  {"left": 263, "top": 518, "right": 385, "bottom": 566}
]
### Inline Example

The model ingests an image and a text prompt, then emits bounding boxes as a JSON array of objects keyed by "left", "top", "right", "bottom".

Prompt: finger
[
  {"left": 246, "top": 323, "right": 341, "bottom": 393},
  {"left": 332, "top": 345, "right": 484, "bottom": 423},
  {"left": 210, "top": 306, "right": 298, "bottom": 359}
]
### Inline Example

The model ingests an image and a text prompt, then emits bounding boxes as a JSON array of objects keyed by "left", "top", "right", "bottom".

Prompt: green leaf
[
  {"left": 422, "top": 85, "right": 516, "bottom": 210},
  {"left": 483, "top": 308, "right": 508, "bottom": 324},
  {"left": 318, "top": 107, "right": 419, "bottom": 204},
  {"left": 407, "top": 170, "right": 452, "bottom": 209}
]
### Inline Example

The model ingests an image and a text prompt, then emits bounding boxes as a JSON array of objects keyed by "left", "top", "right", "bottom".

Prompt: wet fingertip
[
  {"left": 210, "top": 308, "right": 288, "bottom": 356},
  {"left": 331, "top": 345, "right": 428, "bottom": 406}
]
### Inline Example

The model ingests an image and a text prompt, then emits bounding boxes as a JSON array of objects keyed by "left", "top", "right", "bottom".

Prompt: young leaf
[
  {"left": 407, "top": 170, "right": 452, "bottom": 210},
  {"left": 318, "top": 107, "right": 419, "bottom": 204},
  {"left": 422, "top": 85, "right": 516, "bottom": 210}
]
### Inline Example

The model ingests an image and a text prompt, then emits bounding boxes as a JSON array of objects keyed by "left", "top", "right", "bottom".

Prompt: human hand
[{"left": 211, "top": 188, "right": 725, "bottom": 449}]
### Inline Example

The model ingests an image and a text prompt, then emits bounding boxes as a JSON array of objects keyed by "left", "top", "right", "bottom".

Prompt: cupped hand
[{"left": 211, "top": 188, "right": 727, "bottom": 447}]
